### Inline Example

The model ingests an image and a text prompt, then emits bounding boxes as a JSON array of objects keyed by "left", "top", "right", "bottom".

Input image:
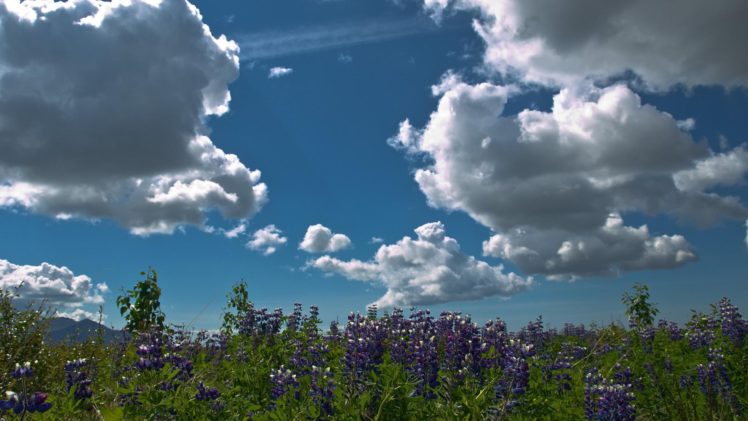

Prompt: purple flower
[
  {"left": 270, "top": 366, "right": 299, "bottom": 401},
  {"left": 584, "top": 367, "right": 635, "bottom": 421},
  {"left": 343, "top": 312, "right": 385, "bottom": 386},
  {"left": 0, "top": 391, "right": 52, "bottom": 415},
  {"left": 310, "top": 366, "right": 335, "bottom": 416},
  {"left": 718, "top": 298, "right": 746, "bottom": 345},
  {"left": 11, "top": 362, "right": 32, "bottom": 379},
  {"left": 64, "top": 358, "right": 93, "bottom": 400},
  {"left": 195, "top": 382, "right": 220, "bottom": 401},
  {"left": 696, "top": 347, "right": 742, "bottom": 415},
  {"left": 495, "top": 338, "right": 534, "bottom": 412}
]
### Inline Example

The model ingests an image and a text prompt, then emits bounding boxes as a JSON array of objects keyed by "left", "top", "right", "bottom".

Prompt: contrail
[{"left": 237, "top": 16, "right": 444, "bottom": 61}]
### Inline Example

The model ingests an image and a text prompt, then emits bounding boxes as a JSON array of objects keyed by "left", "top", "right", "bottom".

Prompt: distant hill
[{"left": 47, "top": 317, "right": 126, "bottom": 344}]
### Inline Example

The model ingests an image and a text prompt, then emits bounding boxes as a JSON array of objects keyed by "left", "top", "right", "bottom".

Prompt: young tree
[
  {"left": 221, "top": 280, "right": 253, "bottom": 335},
  {"left": 117, "top": 269, "right": 166, "bottom": 333},
  {"left": 622, "top": 283, "right": 659, "bottom": 330}
]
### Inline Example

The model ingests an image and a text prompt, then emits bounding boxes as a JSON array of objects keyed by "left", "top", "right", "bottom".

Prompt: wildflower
[
  {"left": 64, "top": 358, "right": 93, "bottom": 400},
  {"left": 195, "top": 382, "right": 220, "bottom": 401},
  {"left": 11, "top": 362, "right": 32, "bottom": 379},
  {"left": 584, "top": 367, "right": 635, "bottom": 421},
  {"left": 269, "top": 366, "right": 299, "bottom": 401},
  {"left": 718, "top": 298, "right": 746, "bottom": 345},
  {"left": 0, "top": 391, "right": 52, "bottom": 415}
]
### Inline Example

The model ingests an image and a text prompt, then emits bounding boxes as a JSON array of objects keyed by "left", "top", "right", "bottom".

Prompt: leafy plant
[
  {"left": 622, "top": 283, "right": 659, "bottom": 330},
  {"left": 221, "top": 280, "right": 253, "bottom": 335},
  {"left": 116, "top": 269, "right": 166, "bottom": 333}
]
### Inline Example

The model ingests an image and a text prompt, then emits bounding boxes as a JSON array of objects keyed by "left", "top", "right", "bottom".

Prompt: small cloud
[
  {"left": 369, "top": 237, "right": 384, "bottom": 244},
  {"left": 226, "top": 14, "right": 235, "bottom": 24},
  {"left": 223, "top": 223, "right": 247, "bottom": 239},
  {"left": 299, "top": 224, "right": 352, "bottom": 253},
  {"left": 268, "top": 67, "right": 293, "bottom": 78},
  {"left": 676, "top": 118, "right": 695, "bottom": 131},
  {"left": 247, "top": 225, "right": 287, "bottom": 255},
  {"left": 337, "top": 53, "right": 353, "bottom": 63}
]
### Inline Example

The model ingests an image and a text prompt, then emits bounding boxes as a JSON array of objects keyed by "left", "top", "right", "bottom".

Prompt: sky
[{"left": 0, "top": 0, "right": 747, "bottom": 330}]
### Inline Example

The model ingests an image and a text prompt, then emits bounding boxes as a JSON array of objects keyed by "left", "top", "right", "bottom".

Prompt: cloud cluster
[
  {"left": 390, "top": 79, "right": 747, "bottom": 278},
  {"left": 299, "top": 224, "right": 352, "bottom": 253},
  {"left": 309, "top": 222, "right": 531, "bottom": 307},
  {"left": 0, "top": 259, "right": 108, "bottom": 321},
  {"left": 427, "top": 0, "right": 748, "bottom": 89},
  {"left": 0, "top": 0, "right": 267, "bottom": 235},
  {"left": 482, "top": 214, "right": 697, "bottom": 279},
  {"left": 247, "top": 225, "right": 288, "bottom": 255}
]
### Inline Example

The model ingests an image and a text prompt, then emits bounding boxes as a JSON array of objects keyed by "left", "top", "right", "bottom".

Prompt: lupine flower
[
  {"left": 286, "top": 303, "right": 304, "bottom": 332},
  {"left": 409, "top": 310, "right": 439, "bottom": 395},
  {"left": 481, "top": 318, "right": 509, "bottom": 371},
  {"left": 270, "top": 366, "right": 299, "bottom": 401},
  {"left": 549, "top": 343, "right": 585, "bottom": 393},
  {"left": 0, "top": 391, "right": 52, "bottom": 415},
  {"left": 686, "top": 316, "right": 716, "bottom": 350},
  {"left": 64, "top": 358, "right": 93, "bottom": 400},
  {"left": 696, "top": 347, "right": 742, "bottom": 415},
  {"left": 343, "top": 312, "right": 385, "bottom": 386},
  {"left": 495, "top": 338, "right": 534, "bottom": 412},
  {"left": 718, "top": 298, "right": 746, "bottom": 345},
  {"left": 11, "top": 362, "right": 32, "bottom": 379},
  {"left": 310, "top": 366, "right": 335, "bottom": 416},
  {"left": 195, "top": 382, "right": 220, "bottom": 401},
  {"left": 584, "top": 367, "right": 636, "bottom": 421}
]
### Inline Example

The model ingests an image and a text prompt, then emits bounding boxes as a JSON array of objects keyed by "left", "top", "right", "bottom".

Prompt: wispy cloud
[
  {"left": 237, "top": 16, "right": 441, "bottom": 61},
  {"left": 268, "top": 66, "right": 293, "bottom": 78}
]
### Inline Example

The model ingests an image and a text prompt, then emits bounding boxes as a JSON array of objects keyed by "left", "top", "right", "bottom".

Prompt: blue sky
[{"left": 0, "top": 0, "right": 746, "bottom": 330}]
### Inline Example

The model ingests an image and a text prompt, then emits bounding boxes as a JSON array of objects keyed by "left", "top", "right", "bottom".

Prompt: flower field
[{"left": 0, "top": 273, "right": 746, "bottom": 420}]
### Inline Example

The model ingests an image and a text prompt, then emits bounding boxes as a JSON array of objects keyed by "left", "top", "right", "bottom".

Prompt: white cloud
[
  {"left": 370, "top": 237, "right": 384, "bottom": 244},
  {"left": 674, "top": 147, "right": 748, "bottom": 192},
  {"left": 268, "top": 67, "right": 293, "bottom": 78},
  {"left": 308, "top": 221, "right": 531, "bottom": 307},
  {"left": 299, "top": 224, "right": 352, "bottom": 253},
  {"left": 55, "top": 308, "right": 105, "bottom": 322},
  {"left": 238, "top": 16, "right": 439, "bottom": 61},
  {"left": 337, "top": 53, "right": 353, "bottom": 63},
  {"left": 223, "top": 223, "right": 247, "bottom": 239},
  {"left": 0, "top": 259, "right": 108, "bottom": 320},
  {"left": 483, "top": 214, "right": 697, "bottom": 279},
  {"left": 247, "top": 225, "right": 288, "bottom": 255},
  {"left": 0, "top": 0, "right": 267, "bottom": 235},
  {"left": 427, "top": 0, "right": 748, "bottom": 89},
  {"left": 391, "top": 80, "right": 747, "bottom": 278}
]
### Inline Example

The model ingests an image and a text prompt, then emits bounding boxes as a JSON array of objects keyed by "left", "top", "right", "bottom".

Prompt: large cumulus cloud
[
  {"left": 390, "top": 78, "right": 748, "bottom": 278},
  {"left": 0, "top": 258, "right": 108, "bottom": 321},
  {"left": 426, "top": 0, "right": 748, "bottom": 89},
  {"left": 309, "top": 221, "right": 531, "bottom": 307},
  {"left": 0, "top": 0, "right": 267, "bottom": 235}
]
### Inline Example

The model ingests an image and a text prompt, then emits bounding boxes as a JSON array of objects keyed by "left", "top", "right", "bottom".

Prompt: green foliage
[
  {"left": 116, "top": 269, "right": 166, "bottom": 333},
  {"left": 222, "top": 280, "right": 253, "bottom": 335},
  {"left": 2, "top": 279, "right": 747, "bottom": 420},
  {"left": 0, "top": 287, "right": 52, "bottom": 393},
  {"left": 622, "top": 283, "right": 659, "bottom": 329}
]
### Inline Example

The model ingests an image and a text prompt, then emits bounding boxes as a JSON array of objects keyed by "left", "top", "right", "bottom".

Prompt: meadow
[{"left": 0, "top": 270, "right": 745, "bottom": 420}]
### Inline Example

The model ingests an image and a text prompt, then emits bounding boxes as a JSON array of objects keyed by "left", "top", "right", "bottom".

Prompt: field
[{"left": 0, "top": 272, "right": 745, "bottom": 420}]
